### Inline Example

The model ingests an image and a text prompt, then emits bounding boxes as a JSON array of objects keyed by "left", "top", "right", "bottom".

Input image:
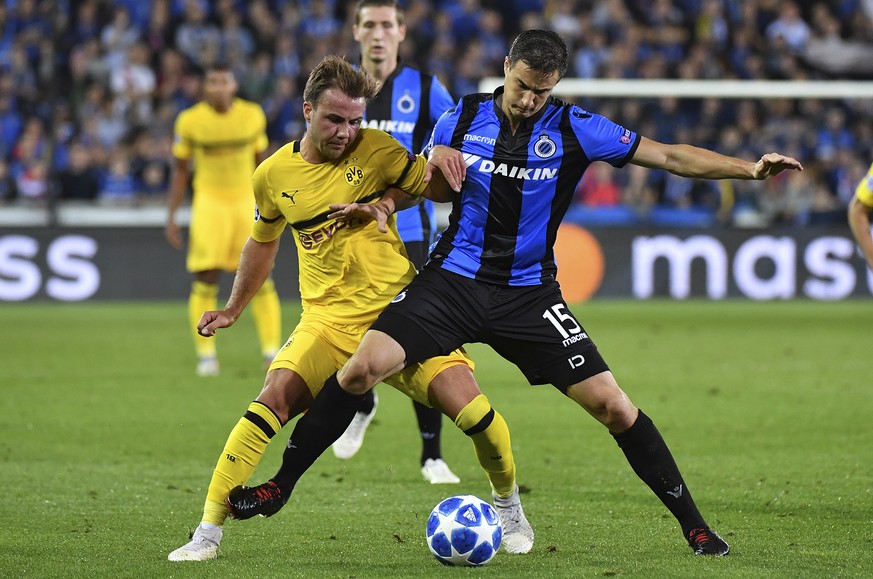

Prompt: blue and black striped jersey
[
  {"left": 362, "top": 65, "right": 455, "bottom": 245},
  {"left": 427, "top": 87, "right": 641, "bottom": 286}
]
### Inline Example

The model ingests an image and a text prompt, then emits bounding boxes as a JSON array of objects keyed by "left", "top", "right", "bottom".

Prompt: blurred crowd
[{"left": 2, "top": 0, "right": 873, "bottom": 228}]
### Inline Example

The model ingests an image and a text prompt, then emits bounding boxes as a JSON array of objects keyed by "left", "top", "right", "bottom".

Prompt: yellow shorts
[
  {"left": 187, "top": 194, "right": 254, "bottom": 273},
  {"left": 269, "top": 315, "right": 474, "bottom": 406}
]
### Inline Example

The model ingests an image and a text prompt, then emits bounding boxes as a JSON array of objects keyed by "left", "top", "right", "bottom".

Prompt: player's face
[
  {"left": 353, "top": 6, "right": 406, "bottom": 66},
  {"left": 303, "top": 88, "right": 366, "bottom": 162},
  {"left": 501, "top": 57, "right": 560, "bottom": 122},
  {"left": 204, "top": 70, "right": 237, "bottom": 110}
]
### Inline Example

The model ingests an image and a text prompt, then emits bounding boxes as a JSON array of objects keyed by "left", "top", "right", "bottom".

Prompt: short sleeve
[
  {"left": 569, "top": 106, "right": 640, "bottom": 168},
  {"left": 429, "top": 78, "right": 455, "bottom": 125},
  {"left": 171, "top": 111, "right": 192, "bottom": 160},
  {"left": 251, "top": 162, "right": 287, "bottom": 242},
  {"left": 374, "top": 131, "right": 429, "bottom": 197},
  {"left": 855, "top": 162, "right": 873, "bottom": 208},
  {"left": 252, "top": 104, "right": 269, "bottom": 153}
]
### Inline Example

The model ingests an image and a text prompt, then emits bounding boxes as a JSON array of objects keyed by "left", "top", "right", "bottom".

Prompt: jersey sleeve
[
  {"left": 252, "top": 104, "right": 269, "bottom": 154},
  {"left": 251, "top": 161, "right": 287, "bottom": 242},
  {"left": 375, "top": 130, "right": 429, "bottom": 197},
  {"left": 171, "top": 110, "right": 192, "bottom": 160},
  {"left": 429, "top": 77, "right": 456, "bottom": 125},
  {"left": 855, "top": 162, "right": 873, "bottom": 208},
  {"left": 425, "top": 100, "right": 461, "bottom": 152},
  {"left": 569, "top": 105, "right": 640, "bottom": 168}
]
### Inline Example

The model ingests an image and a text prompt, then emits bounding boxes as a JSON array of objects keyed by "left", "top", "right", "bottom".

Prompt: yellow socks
[
  {"left": 189, "top": 281, "right": 218, "bottom": 358},
  {"left": 249, "top": 277, "right": 282, "bottom": 358},
  {"left": 202, "top": 402, "right": 282, "bottom": 526},
  {"left": 455, "top": 394, "right": 516, "bottom": 498}
]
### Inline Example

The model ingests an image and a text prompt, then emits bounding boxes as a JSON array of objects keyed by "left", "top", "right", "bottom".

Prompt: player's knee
[{"left": 339, "top": 355, "right": 381, "bottom": 393}]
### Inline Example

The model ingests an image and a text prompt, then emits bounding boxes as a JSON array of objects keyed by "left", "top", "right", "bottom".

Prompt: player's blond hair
[{"left": 303, "top": 55, "right": 380, "bottom": 107}]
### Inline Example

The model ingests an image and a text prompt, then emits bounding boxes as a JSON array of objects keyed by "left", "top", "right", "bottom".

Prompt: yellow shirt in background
[{"left": 172, "top": 98, "right": 269, "bottom": 200}]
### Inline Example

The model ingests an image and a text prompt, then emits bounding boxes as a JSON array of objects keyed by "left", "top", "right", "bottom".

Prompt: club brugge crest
[
  {"left": 534, "top": 134, "right": 557, "bottom": 158},
  {"left": 397, "top": 91, "right": 415, "bottom": 114}
]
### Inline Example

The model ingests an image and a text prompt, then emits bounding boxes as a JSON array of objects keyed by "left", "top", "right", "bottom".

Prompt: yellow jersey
[
  {"left": 172, "top": 98, "right": 269, "bottom": 200},
  {"left": 252, "top": 128, "right": 429, "bottom": 323},
  {"left": 856, "top": 162, "right": 873, "bottom": 208}
]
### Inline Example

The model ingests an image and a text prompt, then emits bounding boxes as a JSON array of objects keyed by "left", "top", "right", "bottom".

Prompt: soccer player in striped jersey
[
  {"left": 849, "top": 163, "right": 873, "bottom": 272},
  {"left": 168, "top": 55, "right": 530, "bottom": 562},
  {"left": 166, "top": 63, "right": 282, "bottom": 377},
  {"left": 331, "top": 0, "right": 462, "bottom": 485},
  {"left": 235, "top": 31, "right": 803, "bottom": 557}
]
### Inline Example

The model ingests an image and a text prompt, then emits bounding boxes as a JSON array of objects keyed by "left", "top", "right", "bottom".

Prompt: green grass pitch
[{"left": 1, "top": 300, "right": 871, "bottom": 577}]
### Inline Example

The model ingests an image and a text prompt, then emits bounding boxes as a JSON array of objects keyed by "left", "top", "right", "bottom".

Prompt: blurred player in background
[
  {"left": 168, "top": 55, "right": 530, "bottom": 562},
  {"left": 848, "top": 163, "right": 873, "bottom": 272},
  {"left": 330, "top": 0, "right": 462, "bottom": 484},
  {"left": 166, "top": 63, "right": 282, "bottom": 377}
]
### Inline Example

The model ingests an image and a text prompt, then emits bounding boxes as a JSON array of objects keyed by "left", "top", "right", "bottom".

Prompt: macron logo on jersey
[
  {"left": 462, "top": 153, "right": 559, "bottom": 181},
  {"left": 361, "top": 119, "right": 415, "bottom": 134}
]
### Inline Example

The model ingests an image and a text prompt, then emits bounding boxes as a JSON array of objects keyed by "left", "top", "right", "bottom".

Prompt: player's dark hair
[
  {"left": 204, "top": 61, "right": 234, "bottom": 76},
  {"left": 508, "top": 30, "right": 569, "bottom": 79},
  {"left": 303, "top": 55, "right": 380, "bottom": 106},
  {"left": 354, "top": 0, "right": 404, "bottom": 26}
]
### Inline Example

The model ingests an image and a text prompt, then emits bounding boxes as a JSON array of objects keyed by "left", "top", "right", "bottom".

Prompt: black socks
[
  {"left": 613, "top": 410, "right": 706, "bottom": 536},
  {"left": 413, "top": 400, "right": 443, "bottom": 464},
  {"left": 272, "top": 372, "right": 366, "bottom": 493}
]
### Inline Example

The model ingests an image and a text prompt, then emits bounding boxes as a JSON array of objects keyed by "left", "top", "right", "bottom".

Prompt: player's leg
[
  {"left": 259, "top": 329, "right": 406, "bottom": 497},
  {"left": 186, "top": 199, "right": 229, "bottom": 376},
  {"left": 566, "top": 372, "right": 729, "bottom": 556},
  {"left": 248, "top": 276, "right": 282, "bottom": 367},
  {"left": 189, "top": 270, "right": 220, "bottom": 376},
  {"left": 419, "top": 362, "right": 534, "bottom": 554},
  {"left": 495, "top": 282, "right": 727, "bottom": 556},
  {"left": 400, "top": 240, "right": 457, "bottom": 481},
  {"left": 415, "top": 400, "right": 460, "bottom": 483},
  {"left": 168, "top": 368, "right": 311, "bottom": 561},
  {"left": 227, "top": 201, "right": 282, "bottom": 368}
]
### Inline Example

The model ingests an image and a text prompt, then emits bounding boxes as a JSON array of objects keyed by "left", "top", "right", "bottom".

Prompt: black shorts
[
  {"left": 402, "top": 240, "right": 429, "bottom": 271},
  {"left": 371, "top": 266, "right": 609, "bottom": 392}
]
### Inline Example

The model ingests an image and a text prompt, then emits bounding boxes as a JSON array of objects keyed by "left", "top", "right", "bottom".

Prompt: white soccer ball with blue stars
[{"left": 425, "top": 495, "right": 502, "bottom": 566}]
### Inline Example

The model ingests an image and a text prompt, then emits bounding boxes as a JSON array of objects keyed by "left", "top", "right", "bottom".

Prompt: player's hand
[
  {"left": 197, "top": 310, "right": 235, "bottom": 337},
  {"left": 328, "top": 202, "right": 391, "bottom": 233},
  {"left": 165, "top": 221, "right": 183, "bottom": 249},
  {"left": 752, "top": 153, "right": 803, "bottom": 180},
  {"left": 426, "top": 145, "right": 465, "bottom": 192}
]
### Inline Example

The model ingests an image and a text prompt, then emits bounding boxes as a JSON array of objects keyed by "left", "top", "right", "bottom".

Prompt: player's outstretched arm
[
  {"left": 328, "top": 187, "right": 418, "bottom": 233},
  {"left": 198, "top": 237, "right": 279, "bottom": 336},
  {"left": 848, "top": 195, "right": 873, "bottom": 271},
  {"left": 425, "top": 145, "right": 465, "bottom": 198},
  {"left": 631, "top": 137, "right": 803, "bottom": 180}
]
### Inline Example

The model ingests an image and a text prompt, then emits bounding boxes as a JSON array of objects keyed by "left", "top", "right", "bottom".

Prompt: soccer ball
[{"left": 425, "top": 495, "right": 502, "bottom": 566}]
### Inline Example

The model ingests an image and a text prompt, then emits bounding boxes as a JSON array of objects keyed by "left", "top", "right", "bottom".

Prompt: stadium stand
[{"left": 0, "top": 0, "right": 871, "bottom": 229}]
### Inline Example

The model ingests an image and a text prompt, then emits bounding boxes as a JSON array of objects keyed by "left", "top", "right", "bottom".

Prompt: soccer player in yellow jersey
[
  {"left": 849, "top": 163, "right": 873, "bottom": 272},
  {"left": 167, "top": 55, "right": 531, "bottom": 562},
  {"left": 165, "top": 63, "right": 282, "bottom": 377}
]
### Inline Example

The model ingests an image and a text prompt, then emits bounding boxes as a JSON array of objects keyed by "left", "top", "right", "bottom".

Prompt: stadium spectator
[
  {"left": 56, "top": 140, "right": 100, "bottom": 201},
  {"left": 97, "top": 151, "right": 137, "bottom": 205},
  {"left": 0, "top": 0, "right": 862, "bottom": 227}
]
